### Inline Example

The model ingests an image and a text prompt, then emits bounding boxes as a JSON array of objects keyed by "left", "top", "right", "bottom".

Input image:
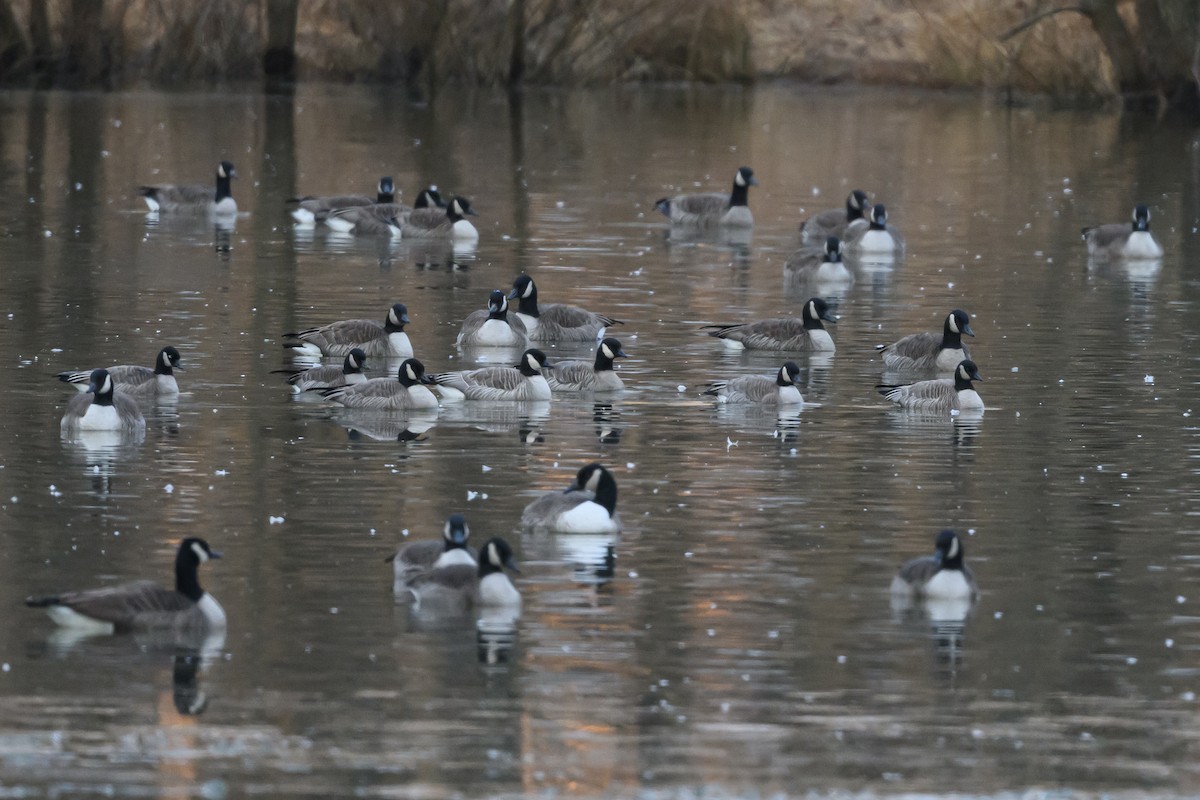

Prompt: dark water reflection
[{"left": 1, "top": 83, "right": 1199, "bottom": 797}]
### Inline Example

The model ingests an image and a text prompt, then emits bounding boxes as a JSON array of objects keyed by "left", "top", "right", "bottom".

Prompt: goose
[
  {"left": 521, "top": 463, "right": 621, "bottom": 534},
  {"left": 399, "top": 196, "right": 479, "bottom": 240},
  {"left": 322, "top": 187, "right": 444, "bottom": 236},
  {"left": 878, "top": 359, "right": 983, "bottom": 414},
  {"left": 508, "top": 274, "right": 622, "bottom": 342},
  {"left": 703, "top": 361, "right": 803, "bottom": 405},
  {"left": 432, "top": 348, "right": 553, "bottom": 402},
  {"left": 139, "top": 161, "right": 236, "bottom": 215},
  {"left": 395, "top": 186, "right": 449, "bottom": 229},
  {"left": 57, "top": 346, "right": 184, "bottom": 398},
  {"left": 704, "top": 297, "right": 838, "bottom": 352},
  {"left": 26, "top": 537, "right": 226, "bottom": 633},
  {"left": 547, "top": 338, "right": 627, "bottom": 392},
  {"left": 844, "top": 203, "right": 904, "bottom": 255},
  {"left": 403, "top": 537, "right": 521, "bottom": 612},
  {"left": 283, "top": 303, "right": 412, "bottom": 359},
  {"left": 784, "top": 236, "right": 853, "bottom": 285},
  {"left": 799, "top": 189, "right": 869, "bottom": 244},
  {"left": 891, "top": 529, "right": 977, "bottom": 600},
  {"left": 456, "top": 290, "right": 529, "bottom": 348},
  {"left": 386, "top": 513, "right": 478, "bottom": 592},
  {"left": 60, "top": 369, "right": 146, "bottom": 433},
  {"left": 289, "top": 176, "right": 395, "bottom": 225},
  {"left": 654, "top": 166, "right": 757, "bottom": 227},
  {"left": 1082, "top": 204, "right": 1164, "bottom": 259},
  {"left": 322, "top": 358, "right": 438, "bottom": 410},
  {"left": 877, "top": 309, "right": 974, "bottom": 373},
  {"left": 272, "top": 348, "right": 368, "bottom": 393}
]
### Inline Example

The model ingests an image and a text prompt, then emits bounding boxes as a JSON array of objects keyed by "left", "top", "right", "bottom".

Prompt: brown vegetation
[{"left": 0, "top": 0, "right": 1194, "bottom": 109}]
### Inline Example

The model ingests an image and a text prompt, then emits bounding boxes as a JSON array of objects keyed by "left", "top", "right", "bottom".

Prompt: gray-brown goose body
[
  {"left": 877, "top": 309, "right": 973, "bottom": 374},
  {"left": 704, "top": 361, "right": 802, "bottom": 405},
  {"left": 322, "top": 358, "right": 438, "bottom": 410},
  {"left": 704, "top": 297, "right": 838, "bottom": 353},
  {"left": 322, "top": 187, "right": 444, "bottom": 236},
  {"left": 60, "top": 369, "right": 146, "bottom": 434},
  {"left": 399, "top": 196, "right": 479, "bottom": 241},
  {"left": 843, "top": 203, "right": 904, "bottom": 256},
  {"left": 283, "top": 303, "right": 412, "bottom": 359},
  {"left": 521, "top": 463, "right": 621, "bottom": 534},
  {"left": 57, "top": 346, "right": 183, "bottom": 398},
  {"left": 798, "top": 189, "right": 869, "bottom": 245},
  {"left": 456, "top": 290, "right": 529, "bottom": 348},
  {"left": 432, "top": 349, "right": 553, "bottom": 402},
  {"left": 654, "top": 166, "right": 756, "bottom": 227},
  {"left": 140, "top": 161, "right": 236, "bottom": 216},
  {"left": 273, "top": 348, "right": 369, "bottom": 394},
  {"left": 508, "top": 274, "right": 622, "bottom": 342},
  {"left": 547, "top": 338, "right": 627, "bottom": 393},
  {"left": 387, "top": 513, "right": 479, "bottom": 593},
  {"left": 402, "top": 537, "right": 520, "bottom": 613},
  {"left": 26, "top": 537, "right": 225, "bottom": 634},
  {"left": 891, "top": 529, "right": 977, "bottom": 600},
  {"left": 878, "top": 359, "right": 984, "bottom": 414},
  {"left": 784, "top": 236, "right": 853, "bottom": 286},
  {"left": 290, "top": 176, "right": 395, "bottom": 225},
  {"left": 1081, "top": 204, "right": 1164, "bottom": 259}
]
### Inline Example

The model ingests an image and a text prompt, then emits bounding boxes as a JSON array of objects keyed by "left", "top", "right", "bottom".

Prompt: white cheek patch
[
  {"left": 526, "top": 354, "right": 540, "bottom": 371},
  {"left": 523, "top": 281, "right": 534, "bottom": 299},
  {"left": 100, "top": 375, "right": 113, "bottom": 394},
  {"left": 487, "top": 542, "right": 500, "bottom": 567},
  {"left": 389, "top": 308, "right": 401, "bottom": 325},
  {"left": 584, "top": 469, "right": 602, "bottom": 492},
  {"left": 218, "top": 165, "right": 226, "bottom": 178},
  {"left": 947, "top": 537, "right": 960, "bottom": 560},
  {"left": 453, "top": 199, "right": 464, "bottom": 215},
  {"left": 601, "top": 344, "right": 614, "bottom": 360},
  {"left": 735, "top": 172, "right": 746, "bottom": 187},
  {"left": 191, "top": 542, "right": 209, "bottom": 563},
  {"left": 949, "top": 315, "right": 960, "bottom": 333},
  {"left": 405, "top": 364, "right": 418, "bottom": 382}
]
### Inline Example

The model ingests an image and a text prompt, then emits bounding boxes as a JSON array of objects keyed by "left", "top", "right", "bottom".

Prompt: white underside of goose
[
  {"left": 1122, "top": 231, "right": 1163, "bottom": 259},
  {"left": 856, "top": 230, "right": 896, "bottom": 254},
  {"left": 921, "top": 569, "right": 973, "bottom": 600},
  {"left": 77, "top": 405, "right": 123, "bottom": 431},
  {"left": 556, "top": 501, "right": 618, "bottom": 534}
]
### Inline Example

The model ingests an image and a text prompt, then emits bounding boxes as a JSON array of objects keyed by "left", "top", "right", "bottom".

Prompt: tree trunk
[
  {"left": 0, "top": 0, "right": 28, "bottom": 79},
  {"left": 264, "top": 0, "right": 300, "bottom": 83},
  {"left": 508, "top": 0, "right": 525, "bottom": 86},
  {"left": 1081, "top": 0, "right": 1146, "bottom": 91}
]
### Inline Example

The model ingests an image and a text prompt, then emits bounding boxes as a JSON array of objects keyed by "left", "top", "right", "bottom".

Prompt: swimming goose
[
  {"left": 395, "top": 186, "right": 449, "bottom": 229},
  {"left": 1082, "top": 204, "right": 1164, "bottom": 259},
  {"left": 140, "top": 161, "right": 237, "bottom": 215},
  {"left": 283, "top": 303, "right": 413, "bottom": 359},
  {"left": 399, "top": 196, "right": 479, "bottom": 240},
  {"left": 387, "top": 513, "right": 478, "bottom": 591},
  {"left": 844, "top": 203, "right": 904, "bottom": 255},
  {"left": 878, "top": 359, "right": 983, "bottom": 414},
  {"left": 272, "top": 348, "right": 368, "bottom": 393},
  {"left": 289, "top": 176, "right": 395, "bottom": 225},
  {"left": 456, "top": 290, "right": 529, "bottom": 348},
  {"left": 322, "top": 358, "right": 438, "bottom": 410},
  {"left": 891, "top": 529, "right": 977, "bottom": 600},
  {"left": 704, "top": 361, "right": 803, "bottom": 405},
  {"left": 877, "top": 309, "right": 974, "bottom": 373},
  {"left": 322, "top": 187, "right": 443, "bottom": 236},
  {"left": 521, "top": 462, "right": 621, "bottom": 534},
  {"left": 57, "top": 346, "right": 184, "bottom": 398},
  {"left": 60, "top": 369, "right": 147, "bottom": 433},
  {"left": 704, "top": 297, "right": 838, "bottom": 352},
  {"left": 547, "top": 338, "right": 627, "bottom": 392},
  {"left": 432, "top": 349, "right": 553, "bottom": 402},
  {"left": 784, "top": 236, "right": 853, "bottom": 285},
  {"left": 654, "top": 166, "right": 757, "bottom": 227},
  {"left": 403, "top": 537, "right": 521, "bottom": 612},
  {"left": 508, "top": 274, "right": 622, "bottom": 342},
  {"left": 26, "top": 537, "right": 226, "bottom": 633},
  {"left": 799, "top": 189, "right": 869, "bottom": 244}
]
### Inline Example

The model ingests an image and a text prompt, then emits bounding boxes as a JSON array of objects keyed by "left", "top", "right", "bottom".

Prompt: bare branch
[{"left": 999, "top": 6, "right": 1087, "bottom": 42}]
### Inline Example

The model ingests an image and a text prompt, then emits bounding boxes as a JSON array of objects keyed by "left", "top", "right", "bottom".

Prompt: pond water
[{"left": 0, "top": 83, "right": 1199, "bottom": 798}]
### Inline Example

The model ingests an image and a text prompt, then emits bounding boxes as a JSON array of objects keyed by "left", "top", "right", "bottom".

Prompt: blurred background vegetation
[{"left": 0, "top": 0, "right": 1195, "bottom": 109}]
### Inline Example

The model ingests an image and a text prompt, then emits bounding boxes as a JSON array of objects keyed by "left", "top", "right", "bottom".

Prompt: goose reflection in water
[
  {"left": 593, "top": 402, "right": 623, "bottom": 445},
  {"left": 342, "top": 410, "right": 438, "bottom": 443}
]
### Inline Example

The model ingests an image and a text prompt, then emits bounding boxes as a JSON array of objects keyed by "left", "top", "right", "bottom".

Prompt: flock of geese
[{"left": 29, "top": 161, "right": 1166, "bottom": 645}]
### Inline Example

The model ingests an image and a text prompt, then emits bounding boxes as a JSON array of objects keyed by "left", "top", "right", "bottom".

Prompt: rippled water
[{"left": 1, "top": 84, "right": 1200, "bottom": 798}]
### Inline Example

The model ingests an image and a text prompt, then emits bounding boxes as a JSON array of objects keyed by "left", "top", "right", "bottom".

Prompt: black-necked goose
[
  {"left": 403, "top": 537, "right": 521, "bottom": 612},
  {"left": 844, "top": 203, "right": 904, "bottom": 256},
  {"left": 26, "top": 537, "right": 225, "bottom": 633},
  {"left": 289, "top": 176, "right": 395, "bottom": 225},
  {"left": 799, "top": 189, "right": 869, "bottom": 244},
  {"left": 456, "top": 290, "right": 529, "bottom": 348},
  {"left": 140, "top": 161, "right": 236, "bottom": 215},
  {"left": 273, "top": 348, "right": 368, "bottom": 393},
  {"left": 1082, "top": 204, "right": 1164, "bottom": 259},
  {"left": 547, "top": 338, "right": 627, "bottom": 393},
  {"left": 399, "top": 196, "right": 479, "bottom": 240},
  {"left": 877, "top": 309, "right": 974, "bottom": 373},
  {"left": 432, "top": 348, "right": 553, "bottom": 402},
  {"left": 784, "top": 236, "right": 853, "bottom": 285},
  {"left": 322, "top": 186, "right": 443, "bottom": 236},
  {"left": 878, "top": 359, "right": 983, "bottom": 414},
  {"left": 705, "top": 297, "right": 838, "bottom": 352},
  {"left": 891, "top": 530, "right": 978, "bottom": 600},
  {"left": 704, "top": 361, "right": 803, "bottom": 405},
  {"left": 57, "top": 346, "right": 183, "bottom": 398},
  {"left": 521, "top": 463, "right": 621, "bottom": 534},
  {"left": 387, "top": 513, "right": 478, "bottom": 592},
  {"left": 283, "top": 303, "right": 412, "bottom": 359},
  {"left": 654, "top": 166, "right": 757, "bottom": 227},
  {"left": 322, "top": 358, "right": 438, "bottom": 410},
  {"left": 508, "top": 274, "right": 622, "bottom": 343},
  {"left": 60, "top": 369, "right": 146, "bottom": 433}
]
